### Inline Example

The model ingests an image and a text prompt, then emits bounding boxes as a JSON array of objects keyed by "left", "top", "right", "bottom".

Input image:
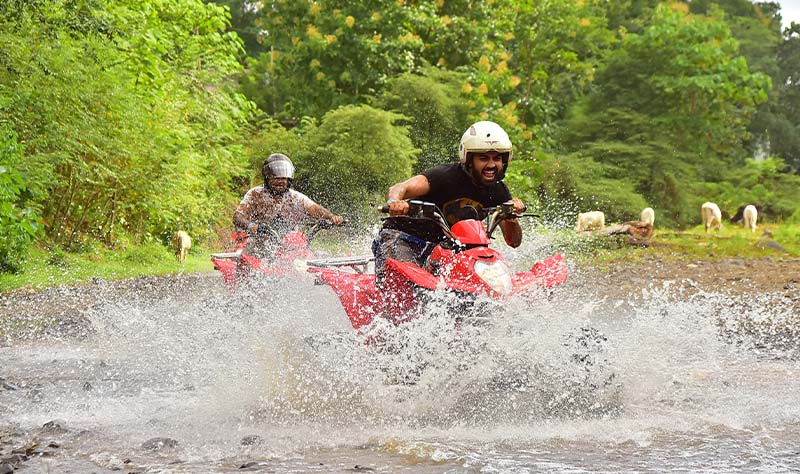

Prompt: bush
[
  {"left": 293, "top": 105, "right": 419, "bottom": 223},
  {"left": 0, "top": 128, "right": 42, "bottom": 273},
  {"left": 376, "top": 69, "right": 471, "bottom": 173},
  {"left": 121, "top": 242, "right": 171, "bottom": 265}
]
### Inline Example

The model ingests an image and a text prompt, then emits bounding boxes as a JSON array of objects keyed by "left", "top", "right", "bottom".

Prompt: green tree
[
  {"left": 292, "top": 105, "right": 418, "bottom": 219},
  {"left": 0, "top": 0, "right": 253, "bottom": 248},
  {"left": 557, "top": 5, "right": 770, "bottom": 227},
  {"left": 0, "top": 127, "right": 42, "bottom": 272},
  {"left": 375, "top": 69, "right": 471, "bottom": 173}
]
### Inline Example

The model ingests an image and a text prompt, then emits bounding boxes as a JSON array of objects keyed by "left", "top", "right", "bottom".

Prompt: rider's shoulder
[
  {"left": 288, "top": 188, "right": 315, "bottom": 204},
  {"left": 242, "top": 185, "right": 265, "bottom": 197},
  {"left": 423, "top": 162, "right": 460, "bottom": 174},
  {"left": 421, "top": 162, "right": 460, "bottom": 182}
]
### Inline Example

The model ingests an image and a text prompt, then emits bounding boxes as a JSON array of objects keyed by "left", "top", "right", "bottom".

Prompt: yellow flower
[
  {"left": 499, "top": 51, "right": 510, "bottom": 61},
  {"left": 399, "top": 32, "right": 419, "bottom": 44},
  {"left": 310, "top": 59, "right": 320, "bottom": 69},
  {"left": 503, "top": 32, "right": 514, "bottom": 41},
  {"left": 325, "top": 34, "right": 337, "bottom": 44},
  {"left": 345, "top": 15, "right": 355, "bottom": 27},
  {"left": 291, "top": 36, "right": 301, "bottom": 46},
  {"left": 579, "top": 18, "right": 591, "bottom": 27},
  {"left": 437, "top": 57, "right": 447, "bottom": 66},
  {"left": 461, "top": 83, "right": 473, "bottom": 94},
  {"left": 309, "top": 3, "right": 321, "bottom": 15},
  {"left": 340, "top": 71, "right": 351, "bottom": 81},
  {"left": 441, "top": 15, "right": 452, "bottom": 26},
  {"left": 486, "top": 41, "right": 495, "bottom": 52},
  {"left": 476, "top": 83, "right": 488, "bottom": 95},
  {"left": 372, "top": 12, "right": 382, "bottom": 21},
  {"left": 509, "top": 76, "right": 521, "bottom": 87},
  {"left": 328, "top": 80, "right": 336, "bottom": 88},
  {"left": 307, "top": 25, "right": 321, "bottom": 39},
  {"left": 467, "top": 100, "right": 476, "bottom": 108},
  {"left": 479, "top": 112, "right": 489, "bottom": 120},
  {"left": 373, "top": 34, "right": 382, "bottom": 43},
  {"left": 495, "top": 60, "right": 508, "bottom": 74},
  {"left": 507, "top": 101, "right": 517, "bottom": 110},
  {"left": 316, "top": 71, "right": 326, "bottom": 80},
  {"left": 478, "top": 55, "right": 491, "bottom": 71},
  {"left": 669, "top": 2, "right": 689, "bottom": 14},
  {"left": 522, "top": 131, "right": 533, "bottom": 140},
  {"left": 397, "top": 0, "right": 405, "bottom": 6},
  {"left": 436, "top": 0, "right": 444, "bottom": 7}
]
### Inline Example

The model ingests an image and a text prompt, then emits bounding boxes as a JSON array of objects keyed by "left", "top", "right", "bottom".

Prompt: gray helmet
[{"left": 262, "top": 153, "right": 295, "bottom": 181}]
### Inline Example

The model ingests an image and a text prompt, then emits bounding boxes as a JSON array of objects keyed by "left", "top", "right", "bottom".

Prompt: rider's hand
[
  {"left": 256, "top": 222, "right": 271, "bottom": 236},
  {"left": 510, "top": 198, "right": 526, "bottom": 214},
  {"left": 330, "top": 215, "right": 345, "bottom": 225},
  {"left": 387, "top": 199, "right": 409, "bottom": 216}
]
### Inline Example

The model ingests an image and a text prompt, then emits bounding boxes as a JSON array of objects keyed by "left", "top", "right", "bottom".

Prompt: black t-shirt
[{"left": 420, "top": 162, "right": 512, "bottom": 226}]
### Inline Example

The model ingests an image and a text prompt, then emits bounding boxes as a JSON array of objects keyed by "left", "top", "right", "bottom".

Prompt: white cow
[
  {"left": 640, "top": 207, "right": 655, "bottom": 226},
  {"left": 172, "top": 230, "right": 192, "bottom": 263},
  {"left": 743, "top": 205, "right": 758, "bottom": 232},
  {"left": 576, "top": 211, "right": 605, "bottom": 232},
  {"left": 701, "top": 202, "right": 722, "bottom": 233}
]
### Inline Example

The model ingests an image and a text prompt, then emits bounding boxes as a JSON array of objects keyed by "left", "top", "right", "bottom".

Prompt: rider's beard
[
  {"left": 266, "top": 182, "right": 289, "bottom": 196},
  {"left": 467, "top": 161, "right": 502, "bottom": 188}
]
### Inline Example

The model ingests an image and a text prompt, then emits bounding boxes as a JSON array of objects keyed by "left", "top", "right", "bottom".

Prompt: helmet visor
[{"left": 267, "top": 160, "right": 295, "bottom": 179}]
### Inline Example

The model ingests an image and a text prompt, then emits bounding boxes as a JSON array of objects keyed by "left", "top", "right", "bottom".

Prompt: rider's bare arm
[
  {"left": 386, "top": 175, "right": 430, "bottom": 216},
  {"left": 307, "top": 203, "right": 344, "bottom": 225},
  {"left": 233, "top": 201, "right": 255, "bottom": 233},
  {"left": 499, "top": 219, "right": 522, "bottom": 247},
  {"left": 499, "top": 197, "right": 525, "bottom": 247}
]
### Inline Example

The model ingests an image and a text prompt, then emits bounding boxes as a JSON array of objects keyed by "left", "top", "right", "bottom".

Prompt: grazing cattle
[
  {"left": 576, "top": 211, "right": 605, "bottom": 232},
  {"left": 172, "top": 230, "right": 192, "bottom": 263},
  {"left": 640, "top": 207, "right": 655, "bottom": 227},
  {"left": 743, "top": 205, "right": 758, "bottom": 232},
  {"left": 701, "top": 202, "right": 722, "bottom": 233}
]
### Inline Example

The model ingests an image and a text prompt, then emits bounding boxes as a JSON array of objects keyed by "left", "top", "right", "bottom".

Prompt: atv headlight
[{"left": 473, "top": 260, "right": 513, "bottom": 295}]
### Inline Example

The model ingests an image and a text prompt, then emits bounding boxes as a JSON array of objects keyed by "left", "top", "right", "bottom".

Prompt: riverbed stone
[{"left": 141, "top": 437, "right": 179, "bottom": 450}]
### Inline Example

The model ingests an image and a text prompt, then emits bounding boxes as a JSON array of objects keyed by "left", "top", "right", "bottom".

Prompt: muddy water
[{"left": 2, "top": 259, "right": 800, "bottom": 472}]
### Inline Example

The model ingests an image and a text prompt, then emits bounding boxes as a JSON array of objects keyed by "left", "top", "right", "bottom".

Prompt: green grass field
[
  {"left": 1, "top": 223, "right": 797, "bottom": 294},
  {"left": 564, "top": 222, "right": 800, "bottom": 267},
  {"left": 0, "top": 243, "right": 214, "bottom": 293}
]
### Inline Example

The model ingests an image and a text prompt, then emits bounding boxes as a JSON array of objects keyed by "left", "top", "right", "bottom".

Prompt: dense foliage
[{"left": 1, "top": 0, "right": 799, "bottom": 272}]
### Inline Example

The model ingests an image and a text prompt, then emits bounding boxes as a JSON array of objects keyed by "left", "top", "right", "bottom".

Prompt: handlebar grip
[{"left": 379, "top": 205, "right": 390, "bottom": 213}]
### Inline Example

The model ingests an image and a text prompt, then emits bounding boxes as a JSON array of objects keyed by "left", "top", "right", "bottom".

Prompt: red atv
[
  {"left": 212, "top": 220, "right": 339, "bottom": 290},
  {"left": 308, "top": 200, "right": 567, "bottom": 329}
]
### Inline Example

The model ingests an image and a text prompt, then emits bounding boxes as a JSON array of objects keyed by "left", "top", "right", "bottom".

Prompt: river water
[{"left": 2, "top": 255, "right": 800, "bottom": 472}]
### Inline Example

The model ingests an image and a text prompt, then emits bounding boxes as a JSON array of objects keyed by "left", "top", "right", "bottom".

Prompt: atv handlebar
[{"left": 379, "top": 199, "right": 538, "bottom": 239}]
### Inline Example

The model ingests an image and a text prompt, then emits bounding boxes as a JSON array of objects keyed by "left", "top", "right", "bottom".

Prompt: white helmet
[{"left": 458, "top": 121, "right": 513, "bottom": 164}]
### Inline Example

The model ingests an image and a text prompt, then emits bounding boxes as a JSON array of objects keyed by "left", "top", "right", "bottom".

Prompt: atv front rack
[
  {"left": 210, "top": 249, "right": 243, "bottom": 260},
  {"left": 306, "top": 255, "right": 374, "bottom": 274}
]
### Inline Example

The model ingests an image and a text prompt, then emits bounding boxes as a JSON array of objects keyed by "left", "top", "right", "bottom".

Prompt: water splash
[{"left": 2, "top": 252, "right": 800, "bottom": 471}]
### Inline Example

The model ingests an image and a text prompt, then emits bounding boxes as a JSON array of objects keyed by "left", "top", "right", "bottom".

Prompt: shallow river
[{"left": 2, "top": 255, "right": 800, "bottom": 473}]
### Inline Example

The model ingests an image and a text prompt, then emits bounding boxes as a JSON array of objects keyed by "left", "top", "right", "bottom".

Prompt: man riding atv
[
  {"left": 234, "top": 153, "right": 344, "bottom": 261},
  {"left": 373, "top": 121, "right": 526, "bottom": 284}
]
